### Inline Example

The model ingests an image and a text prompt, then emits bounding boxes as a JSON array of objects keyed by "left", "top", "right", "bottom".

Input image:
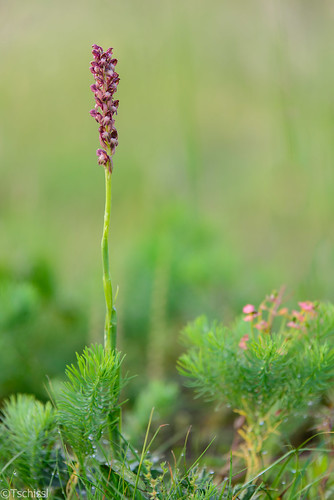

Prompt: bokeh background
[{"left": 1, "top": 0, "right": 334, "bottom": 455}]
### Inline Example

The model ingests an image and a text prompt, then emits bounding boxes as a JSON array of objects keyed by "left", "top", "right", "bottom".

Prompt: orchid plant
[
  {"left": 0, "top": 45, "right": 227, "bottom": 499},
  {"left": 89, "top": 43, "right": 120, "bottom": 352}
]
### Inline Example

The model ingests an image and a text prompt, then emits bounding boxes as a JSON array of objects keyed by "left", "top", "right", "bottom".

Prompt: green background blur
[{"left": 1, "top": 0, "right": 334, "bottom": 403}]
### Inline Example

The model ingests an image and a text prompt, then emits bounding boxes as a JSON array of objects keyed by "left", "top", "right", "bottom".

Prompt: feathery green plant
[
  {"left": 0, "top": 394, "right": 57, "bottom": 488},
  {"left": 178, "top": 294, "right": 334, "bottom": 479},
  {"left": 56, "top": 345, "right": 124, "bottom": 461}
]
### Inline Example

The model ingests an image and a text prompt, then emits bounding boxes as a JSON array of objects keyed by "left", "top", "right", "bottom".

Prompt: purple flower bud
[
  {"left": 90, "top": 109, "right": 103, "bottom": 123},
  {"left": 102, "top": 115, "right": 111, "bottom": 126},
  {"left": 96, "top": 148, "right": 111, "bottom": 168},
  {"left": 99, "top": 130, "right": 109, "bottom": 147},
  {"left": 92, "top": 45, "right": 103, "bottom": 58},
  {"left": 95, "top": 97, "right": 103, "bottom": 108}
]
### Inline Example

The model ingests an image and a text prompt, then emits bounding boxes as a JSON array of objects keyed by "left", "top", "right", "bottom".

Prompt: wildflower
[
  {"left": 254, "top": 320, "right": 269, "bottom": 331},
  {"left": 292, "top": 310, "right": 304, "bottom": 322},
  {"left": 243, "top": 304, "right": 255, "bottom": 314},
  {"left": 96, "top": 148, "right": 111, "bottom": 169},
  {"left": 244, "top": 314, "right": 257, "bottom": 322},
  {"left": 298, "top": 301, "right": 315, "bottom": 312},
  {"left": 90, "top": 44, "right": 119, "bottom": 172},
  {"left": 243, "top": 304, "right": 259, "bottom": 322},
  {"left": 239, "top": 334, "right": 249, "bottom": 350},
  {"left": 287, "top": 321, "right": 300, "bottom": 329},
  {"left": 268, "top": 293, "right": 278, "bottom": 303},
  {"left": 278, "top": 307, "right": 289, "bottom": 316}
]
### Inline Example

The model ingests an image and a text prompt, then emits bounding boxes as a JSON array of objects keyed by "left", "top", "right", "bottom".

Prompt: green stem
[
  {"left": 102, "top": 168, "right": 115, "bottom": 351},
  {"left": 101, "top": 166, "right": 121, "bottom": 458}
]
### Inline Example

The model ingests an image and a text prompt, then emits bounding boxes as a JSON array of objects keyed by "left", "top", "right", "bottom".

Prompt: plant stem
[
  {"left": 102, "top": 166, "right": 121, "bottom": 457},
  {"left": 102, "top": 168, "right": 116, "bottom": 351}
]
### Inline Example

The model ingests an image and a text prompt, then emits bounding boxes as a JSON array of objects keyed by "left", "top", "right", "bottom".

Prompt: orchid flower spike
[{"left": 90, "top": 44, "right": 119, "bottom": 172}]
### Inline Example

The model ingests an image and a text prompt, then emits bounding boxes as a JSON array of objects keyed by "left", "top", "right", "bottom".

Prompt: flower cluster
[
  {"left": 286, "top": 301, "right": 317, "bottom": 329},
  {"left": 241, "top": 290, "right": 317, "bottom": 347},
  {"left": 90, "top": 44, "right": 119, "bottom": 172}
]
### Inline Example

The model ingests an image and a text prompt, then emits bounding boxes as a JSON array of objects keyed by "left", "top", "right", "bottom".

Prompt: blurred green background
[{"left": 1, "top": 0, "right": 334, "bottom": 449}]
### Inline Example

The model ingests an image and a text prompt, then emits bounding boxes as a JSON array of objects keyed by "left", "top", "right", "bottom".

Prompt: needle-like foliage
[
  {"left": 178, "top": 299, "right": 334, "bottom": 478},
  {"left": 178, "top": 303, "right": 334, "bottom": 417},
  {"left": 0, "top": 394, "right": 56, "bottom": 488},
  {"left": 56, "top": 344, "right": 124, "bottom": 460}
]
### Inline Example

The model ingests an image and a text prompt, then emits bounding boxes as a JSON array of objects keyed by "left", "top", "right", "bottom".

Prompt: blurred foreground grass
[{"left": 1, "top": 0, "right": 334, "bottom": 389}]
